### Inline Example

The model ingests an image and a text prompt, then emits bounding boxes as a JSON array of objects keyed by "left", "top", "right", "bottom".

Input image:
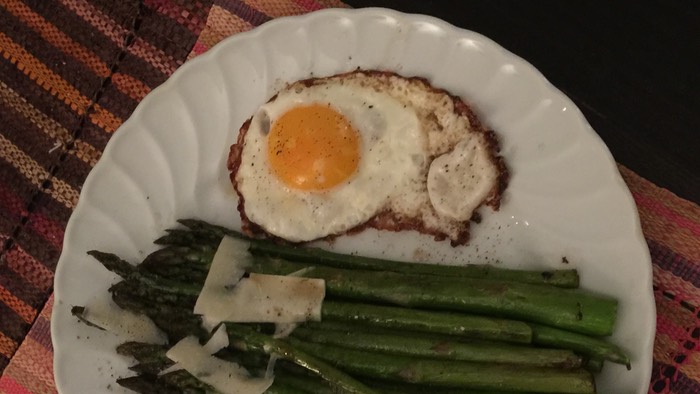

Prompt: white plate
[{"left": 51, "top": 8, "right": 655, "bottom": 394}]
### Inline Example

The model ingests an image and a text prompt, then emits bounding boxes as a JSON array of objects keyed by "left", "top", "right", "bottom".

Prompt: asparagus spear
[
  {"left": 139, "top": 245, "right": 214, "bottom": 280},
  {"left": 226, "top": 324, "right": 378, "bottom": 394},
  {"left": 118, "top": 371, "right": 216, "bottom": 394},
  {"left": 117, "top": 342, "right": 174, "bottom": 374},
  {"left": 117, "top": 341, "right": 537, "bottom": 394},
  {"left": 175, "top": 219, "right": 580, "bottom": 288},
  {"left": 159, "top": 370, "right": 216, "bottom": 393},
  {"left": 116, "top": 374, "right": 190, "bottom": 394},
  {"left": 118, "top": 341, "right": 319, "bottom": 393},
  {"left": 88, "top": 251, "right": 203, "bottom": 296},
  {"left": 365, "top": 378, "right": 558, "bottom": 394},
  {"left": 530, "top": 324, "right": 630, "bottom": 368},
  {"left": 287, "top": 338, "right": 596, "bottom": 393},
  {"left": 154, "top": 230, "right": 223, "bottom": 249},
  {"left": 270, "top": 368, "right": 334, "bottom": 394},
  {"left": 177, "top": 219, "right": 245, "bottom": 240},
  {"left": 291, "top": 325, "right": 581, "bottom": 368},
  {"left": 162, "top": 368, "right": 315, "bottom": 394},
  {"left": 319, "top": 300, "right": 532, "bottom": 343},
  {"left": 109, "top": 280, "right": 204, "bottom": 341},
  {"left": 164, "top": 370, "right": 312, "bottom": 394},
  {"left": 249, "top": 240, "right": 579, "bottom": 288},
  {"left": 250, "top": 260, "right": 617, "bottom": 336}
]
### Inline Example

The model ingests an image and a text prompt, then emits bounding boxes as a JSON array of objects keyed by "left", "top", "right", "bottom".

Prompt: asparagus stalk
[
  {"left": 117, "top": 342, "right": 174, "bottom": 374},
  {"left": 109, "top": 280, "right": 205, "bottom": 341},
  {"left": 271, "top": 368, "right": 335, "bottom": 394},
  {"left": 159, "top": 370, "right": 215, "bottom": 393},
  {"left": 154, "top": 230, "right": 223, "bottom": 249},
  {"left": 139, "top": 245, "right": 214, "bottom": 280},
  {"left": 287, "top": 338, "right": 596, "bottom": 393},
  {"left": 226, "top": 324, "right": 378, "bottom": 394},
  {"left": 365, "top": 379, "right": 556, "bottom": 394},
  {"left": 117, "top": 371, "right": 215, "bottom": 394},
  {"left": 249, "top": 240, "right": 579, "bottom": 288},
  {"left": 177, "top": 219, "right": 245, "bottom": 240},
  {"left": 291, "top": 325, "right": 581, "bottom": 368},
  {"left": 175, "top": 219, "right": 580, "bottom": 288},
  {"left": 164, "top": 370, "right": 313, "bottom": 394},
  {"left": 88, "top": 251, "right": 203, "bottom": 296},
  {"left": 163, "top": 368, "right": 314, "bottom": 394},
  {"left": 118, "top": 341, "right": 319, "bottom": 393},
  {"left": 319, "top": 300, "right": 532, "bottom": 343},
  {"left": 250, "top": 260, "right": 617, "bottom": 336},
  {"left": 530, "top": 324, "right": 630, "bottom": 368},
  {"left": 116, "top": 374, "right": 189, "bottom": 394}
]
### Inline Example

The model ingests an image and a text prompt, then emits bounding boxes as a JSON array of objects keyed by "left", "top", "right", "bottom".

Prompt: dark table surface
[{"left": 345, "top": 0, "right": 700, "bottom": 205}]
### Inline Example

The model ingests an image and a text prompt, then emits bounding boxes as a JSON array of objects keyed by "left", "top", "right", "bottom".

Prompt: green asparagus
[
  {"left": 83, "top": 221, "right": 630, "bottom": 394},
  {"left": 175, "top": 218, "right": 580, "bottom": 288},
  {"left": 250, "top": 259, "right": 618, "bottom": 336},
  {"left": 365, "top": 379, "right": 563, "bottom": 394},
  {"left": 109, "top": 280, "right": 204, "bottom": 341},
  {"left": 319, "top": 300, "right": 532, "bottom": 343},
  {"left": 117, "top": 342, "right": 174, "bottom": 374},
  {"left": 288, "top": 338, "right": 596, "bottom": 393},
  {"left": 249, "top": 239, "right": 579, "bottom": 288},
  {"left": 116, "top": 374, "right": 190, "bottom": 394},
  {"left": 291, "top": 324, "right": 581, "bottom": 368},
  {"left": 88, "top": 250, "right": 203, "bottom": 296},
  {"left": 226, "top": 324, "right": 378, "bottom": 394},
  {"left": 530, "top": 324, "right": 630, "bottom": 368}
]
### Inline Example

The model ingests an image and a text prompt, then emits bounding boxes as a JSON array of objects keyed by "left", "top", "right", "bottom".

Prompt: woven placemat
[{"left": 0, "top": 1, "right": 698, "bottom": 393}]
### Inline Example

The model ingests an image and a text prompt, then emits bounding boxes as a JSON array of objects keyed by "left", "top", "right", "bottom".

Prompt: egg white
[{"left": 236, "top": 82, "right": 427, "bottom": 242}]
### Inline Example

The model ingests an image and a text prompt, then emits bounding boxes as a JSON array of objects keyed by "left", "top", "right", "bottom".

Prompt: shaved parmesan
[
  {"left": 158, "top": 363, "right": 182, "bottom": 376},
  {"left": 195, "top": 236, "right": 325, "bottom": 325},
  {"left": 203, "top": 324, "right": 230, "bottom": 354},
  {"left": 198, "top": 272, "right": 325, "bottom": 323},
  {"left": 265, "top": 354, "right": 279, "bottom": 380},
  {"left": 166, "top": 335, "right": 273, "bottom": 394},
  {"left": 161, "top": 324, "right": 230, "bottom": 376},
  {"left": 194, "top": 236, "right": 252, "bottom": 320},
  {"left": 79, "top": 296, "right": 166, "bottom": 344}
]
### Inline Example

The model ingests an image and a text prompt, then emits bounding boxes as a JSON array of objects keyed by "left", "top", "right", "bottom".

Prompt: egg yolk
[{"left": 267, "top": 104, "right": 360, "bottom": 191}]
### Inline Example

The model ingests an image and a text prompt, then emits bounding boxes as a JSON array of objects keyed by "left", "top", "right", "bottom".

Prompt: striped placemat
[{"left": 0, "top": 1, "right": 697, "bottom": 393}]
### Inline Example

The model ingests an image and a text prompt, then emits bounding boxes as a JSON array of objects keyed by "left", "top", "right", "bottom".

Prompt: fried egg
[{"left": 229, "top": 71, "right": 507, "bottom": 245}]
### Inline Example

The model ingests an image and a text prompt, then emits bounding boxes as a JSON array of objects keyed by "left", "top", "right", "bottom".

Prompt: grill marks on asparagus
[{"left": 78, "top": 220, "right": 631, "bottom": 393}]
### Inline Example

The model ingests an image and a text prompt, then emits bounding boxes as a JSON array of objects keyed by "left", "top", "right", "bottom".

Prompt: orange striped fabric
[{"left": 0, "top": 0, "right": 214, "bottom": 379}]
